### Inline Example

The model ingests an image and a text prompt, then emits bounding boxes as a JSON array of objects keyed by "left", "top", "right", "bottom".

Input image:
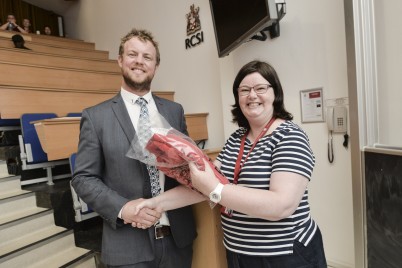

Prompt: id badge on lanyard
[{"left": 221, "top": 117, "right": 276, "bottom": 218}]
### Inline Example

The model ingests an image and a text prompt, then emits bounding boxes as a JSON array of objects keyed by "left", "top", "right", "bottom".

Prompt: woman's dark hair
[{"left": 231, "top": 60, "right": 293, "bottom": 129}]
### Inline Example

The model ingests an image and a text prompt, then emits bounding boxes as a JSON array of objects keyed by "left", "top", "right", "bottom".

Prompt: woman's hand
[{"left": 189, "top": 159, "right": 220, "bottom": 196}]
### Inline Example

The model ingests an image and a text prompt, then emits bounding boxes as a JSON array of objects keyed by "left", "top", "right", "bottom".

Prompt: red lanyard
[{"left": 233, "top": 117, "right": 276, "bottom": 185}]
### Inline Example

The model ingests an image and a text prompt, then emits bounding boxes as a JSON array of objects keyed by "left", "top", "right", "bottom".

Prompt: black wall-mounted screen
[{"left": 209, "top": 0, "right": 276, "bottom": 57}]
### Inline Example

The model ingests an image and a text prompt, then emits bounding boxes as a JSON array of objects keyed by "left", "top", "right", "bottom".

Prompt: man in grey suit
[{"left": 72, "top": 29, "right": 199, "bottom": 268}]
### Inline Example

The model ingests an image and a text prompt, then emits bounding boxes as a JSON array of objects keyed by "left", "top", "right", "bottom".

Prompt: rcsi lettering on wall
[{"left": 185, "top": 4, "right": 204, "bottom": 49}]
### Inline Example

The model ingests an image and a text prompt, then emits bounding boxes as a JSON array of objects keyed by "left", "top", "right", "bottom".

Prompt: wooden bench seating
[
  {"left": 0, "top": 48, "right": 119, "bottom": 73},
  {"left": 0, "top": 85, "right": 174, "bottom": 119},
  {"left": 0, "top": 31, "right": 95, "bottom": 50},
  {"left": 0, "top": 37, "right": 109, "bottom": 60},
  {"left": 0, "top": 30, "right": 32, "bottom": 41},
  {"left": 29, "top": 35, "right": 95, "bottom": 50},
  {"left": 0, "top": 61, "right": 120, "bottom": 91},
  {"left": 0, "top": 85, "right": 118, "bottom": 119}
]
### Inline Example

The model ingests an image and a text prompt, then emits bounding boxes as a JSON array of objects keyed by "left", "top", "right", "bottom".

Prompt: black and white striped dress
[{"left": 216, "top": 120, "right": 317, "bottom": 256}]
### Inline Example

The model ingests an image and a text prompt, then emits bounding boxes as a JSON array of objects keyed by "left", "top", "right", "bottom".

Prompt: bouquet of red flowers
[{"left": 126, "top": 115, "right": 228, "bottom": 196}]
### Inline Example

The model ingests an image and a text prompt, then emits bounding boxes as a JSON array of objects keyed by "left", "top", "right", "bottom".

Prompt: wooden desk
[
  {"left": 186, "top": 113, "right": 209, "bottom": 141},
  {"left": 191, "top": 199, "right": 226, "bottom": 268},
  {"left": 202, "top": 148, "right": 221, "bottom": 161},
  {"left": 32, "top": 112, "right": 208, "bottom": 161},
  {"left": 33, "top": 117, "right": 80, "bottom": 161},
  {"left": 191, "top": 148, "right": 226, "bottom": 268}
]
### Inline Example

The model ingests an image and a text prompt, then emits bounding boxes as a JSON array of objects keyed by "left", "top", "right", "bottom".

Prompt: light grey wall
[
  {"left": 374, "top": 0, "right": 402, "bottom": 147},
  {"left": 61, "top": 0, "right": 355, "bottom": 266}
]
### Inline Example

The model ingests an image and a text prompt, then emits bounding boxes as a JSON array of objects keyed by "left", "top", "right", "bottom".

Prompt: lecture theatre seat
[
  {"left": 0, "top": 118, "right": 20, "bottom": 127},
  {"left": 69, "top": 153, "right": 98, "bottom": 222},
  {"left": 19, "top": 113, "right": 70, "bottom": 185}
]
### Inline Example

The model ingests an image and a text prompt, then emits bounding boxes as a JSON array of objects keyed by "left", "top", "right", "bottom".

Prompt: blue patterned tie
[{"left": 136, "top": 97, "right": 161, "bottom": 197}]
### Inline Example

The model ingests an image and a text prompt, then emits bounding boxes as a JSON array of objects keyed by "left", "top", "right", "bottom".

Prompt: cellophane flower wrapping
[{"left": 126, "top": 112, "right": 229, "bottom": 208}]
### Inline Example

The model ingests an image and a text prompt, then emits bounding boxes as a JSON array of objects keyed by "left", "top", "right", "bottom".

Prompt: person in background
[
  {"left": 44, "top": 26, "right": 51, "bottom": 35},
  {"left": 22, "top": 18, "right": 31, "bottom": 33},
  {"left": 0, "top": 14, "right": 28, "bottom": 34},
  {"left": 71, "top": 28, "right": 199, "bottom": 268},
  {"left": 11, "top": 34, "right": 30, "bottom": 50}
]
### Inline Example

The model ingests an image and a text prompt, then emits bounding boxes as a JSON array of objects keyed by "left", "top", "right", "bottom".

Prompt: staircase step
[
  {"left": 0, "top": 189, "right": 29, "bottom": 201},
  {"left": 71, "top": 257, "right": 97, "bottom": 268},
  {"left": 0, "top": 209, "right": 66, "bottom": 258},
  {"left": 0, "top": 230, "right": 92, "bottom": 268},
  {"left": 0, "top": 192, "right": 47, "bottom": 225},
  {"left": 60, "top": 251, "right": 97, "bottom": 268},
  {"left": 0, "top": 161, "right": 9, "bottom": 178},
  {"left": 0, "top": 175, "right": 26, "bottom": 198}
]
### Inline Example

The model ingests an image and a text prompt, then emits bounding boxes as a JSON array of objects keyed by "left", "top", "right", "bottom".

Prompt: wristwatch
[{"left": 209, "top": 183, "right": 224, "bottom": 203}]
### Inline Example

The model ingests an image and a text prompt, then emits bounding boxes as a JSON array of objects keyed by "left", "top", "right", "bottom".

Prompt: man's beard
[{"left": 122, "top": 71, "right": 153, "bottom": 92}]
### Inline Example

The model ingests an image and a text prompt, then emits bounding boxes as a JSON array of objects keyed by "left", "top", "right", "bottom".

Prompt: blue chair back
[
  {"left": 69, "top": 152, "right": 95, "bottom": 215},
  {"left": 20, "top": 113, "right": 57, "bottom": 163},
  {"left": 66, "top": 113, "right": 82, "bottom": 117},
  {"left": 0, "top": 119, "right": 20, "bottom": 126},
  {"left": 69, "top": 153, "right": 77, "bottom": 174}
]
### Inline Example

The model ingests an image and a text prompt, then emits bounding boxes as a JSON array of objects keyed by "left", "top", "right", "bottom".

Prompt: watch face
[
  {"left": 210, "top": 183, "right": 223, "bottom": 203},
  {"left": 210, "top": 192, "right": 220, "bottom": 202}
]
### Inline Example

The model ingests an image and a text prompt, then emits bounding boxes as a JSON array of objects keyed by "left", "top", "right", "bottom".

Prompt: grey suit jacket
[{"left": 71, "top": 93, "right": 197, "bottom": 266}]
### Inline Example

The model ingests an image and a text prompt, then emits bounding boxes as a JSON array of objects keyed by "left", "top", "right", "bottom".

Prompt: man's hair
[
  {"left": 119, "top": 28, "right": 160, "bottom": 66},
  {"left": 12, "top": 34, "right": 24, "bottom": 43},
  {"left": 11, "top": 34, "right": 28, "bottom": 49}
]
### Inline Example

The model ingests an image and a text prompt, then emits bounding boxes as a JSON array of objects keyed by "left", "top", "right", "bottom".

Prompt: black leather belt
[{"left": 154, "top": 225, "right": 171, "bottom": 239}]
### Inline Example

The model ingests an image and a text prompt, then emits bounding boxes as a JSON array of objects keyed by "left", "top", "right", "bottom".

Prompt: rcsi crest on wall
[{"left": 185, "top": 4, "right": 204, "bottom": 49}]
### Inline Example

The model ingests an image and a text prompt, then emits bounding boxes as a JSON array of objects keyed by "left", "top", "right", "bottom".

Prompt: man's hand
[
  {"left": 121, "top": 198, "right": 161, "bottom": 229},
  {"left": 9, "top": 18, "right": 16, "bottom": 26}
]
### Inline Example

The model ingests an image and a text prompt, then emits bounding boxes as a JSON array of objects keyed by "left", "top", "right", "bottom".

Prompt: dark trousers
[
  {"left": 107, "top": 235, "right": 192, "bottom": 268},
  {"left": 226, "top": 227, "right": 327, "bottom": 268}
]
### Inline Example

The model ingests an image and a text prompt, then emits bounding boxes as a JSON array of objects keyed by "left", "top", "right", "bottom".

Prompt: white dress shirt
[{"left": 119, "top": 88, "right": 170, "bottom": 226}]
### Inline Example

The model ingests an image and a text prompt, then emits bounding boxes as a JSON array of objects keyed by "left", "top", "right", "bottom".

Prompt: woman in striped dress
[{"left": 189, "top": 60, "right": 327, "bottom": 268}]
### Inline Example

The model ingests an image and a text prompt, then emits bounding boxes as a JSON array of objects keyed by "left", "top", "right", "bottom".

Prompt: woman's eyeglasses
[{"left": 238, "top": 84, "right": 272, "bottom": 96}]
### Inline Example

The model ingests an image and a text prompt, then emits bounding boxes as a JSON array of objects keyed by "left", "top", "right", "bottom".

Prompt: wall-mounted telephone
[
  {"left": 327, "top": 106, "right": 347, "bottom": 133},
  {"left": 326, "top": 106, "right": 348, "bottom": 163}
]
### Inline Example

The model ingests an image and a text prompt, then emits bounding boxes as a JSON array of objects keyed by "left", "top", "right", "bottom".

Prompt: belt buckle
[{"left": 154, "top": 225, "right": 164, "bottom": 240}]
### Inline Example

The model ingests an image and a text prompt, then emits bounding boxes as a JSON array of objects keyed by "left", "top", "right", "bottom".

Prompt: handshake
[
  {"left": 120, "top": 198, "right": 162, "bottom": 229},
  {"left": 121, "top": 157, "right": 226, "bottom": 229}
]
